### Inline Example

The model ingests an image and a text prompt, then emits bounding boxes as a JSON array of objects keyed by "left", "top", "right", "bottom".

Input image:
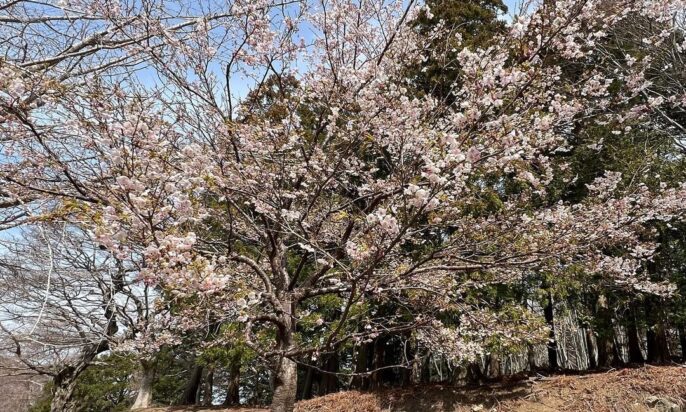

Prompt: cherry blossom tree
[{"left": 2, "top": 0, "right": 686, "bottom": 411}]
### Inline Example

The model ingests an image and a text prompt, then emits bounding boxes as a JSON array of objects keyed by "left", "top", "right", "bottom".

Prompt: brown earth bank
[{"left": 140, "top": 365, "right": 686, "bottom": 412}]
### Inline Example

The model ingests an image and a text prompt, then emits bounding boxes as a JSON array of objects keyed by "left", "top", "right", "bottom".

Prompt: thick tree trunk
[
  {"left": 50, "top": 340, "right": 107, "bottom": 412},
  {"left": 50, "top": 373, "right": 79, "bottom": 412},
  {"left": 597, "top": 335, "right": 609, "bottom": 368},
  {"left": 223, "top": 360, "right": 241, "bottom": 406},
  {"left": 594, "top": 298, "right": 620, "bottom": 368},
  {"left": 179, "top": 364, "right": 204, "bottom": 405},
  {"left": 594, "top": 297, "right": 614, "bottom": 368},
  {"left": 611, "top": 336, "right": 624, "bottom": 367},
  {"left": 271, "top": 356, "right": 297, "bottom": 412},
  {"left": 131, "top": 360, "right": 155, "bottom": 410},
  {"left": 679, "top": 325, "right": 686, "bottom": 362},
  {"left": 270, "top": 293, "right": 297, "bottom": 412}
]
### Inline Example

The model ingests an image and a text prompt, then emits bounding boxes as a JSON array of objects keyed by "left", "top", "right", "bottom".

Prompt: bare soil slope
[{"left": 143, "top": 365, "right": 686, "bottom": 412}]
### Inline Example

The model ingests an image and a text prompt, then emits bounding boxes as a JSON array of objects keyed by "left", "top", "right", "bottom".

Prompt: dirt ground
[{"left": 142, "top": 365, "right": 686, "bottom": 412}]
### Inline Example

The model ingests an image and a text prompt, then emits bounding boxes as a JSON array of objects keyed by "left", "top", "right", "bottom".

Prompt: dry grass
[{"left": 141, "top": 365, "right": 686, "bottom": 412}]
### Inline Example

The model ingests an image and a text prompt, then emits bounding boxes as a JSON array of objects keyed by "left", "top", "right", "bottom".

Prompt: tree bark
[
  {"left": 543, "top": 291, "right": 558, "bottom": 370},
  {"left": 466, "top": 361, "right": 484, "bottom": 385},
  {"left": 223, "top": 359, "right": 241, "bottom": 406},
  {"left": 271, "top": 356, "right": 297, "bottom": 412},
  {"left": 611, "top": 337, "right": 624, "bottom": 367},
  {"left": 299, "top": 365, "right": 314, "bottom": 400},
  {"left": 50, "top": 340, "right": 108, "bottom": 412},
  {"left": 626, "top": 307, "right": 644, "bottom": 364},
  {"left": 179, "top": 364, "right": 203, "bottom": 405},
  {"left": 352, "top": 343, "right": 370, "bottom": 389},
  {"left": 584, "top": 327, "right": 597, "bottom": 369},
  {"left": 369, "top": 336, "right": 386, "bottom": 390},
  {"left": 645, "top": 299, "right": 669, "bottom": 364},
  {"left": 400, "top": 335, "right": 414, "bottom": 386},
  {"left": 646, "top": 325, "right": 668, "bottom": 364},
  {"left": 679, "top": 324, "right": 686, "bottom": 362},
  {"left": 50, "top": 372, "right": 79, "bottom": 412},
  {"left": 594, "top": 298, "right": 621, "bottom": 368},
  {"left": 131, "top": 359, "right": 155, "bottom": 410},
  {"left": 201, "top": 366, "right": 214, "bottom": 406},
  {"left": 270, "top": 293, "right": 297, "bottom": 412},
  {"left": 320, "top": 353, "right": 339, "bottom": 395},
  {"left": 487, "top": 354, "right": 500, "bottom": 380},
  {"left": 421, "top": 355, "right": 432, "bottom": 384}
]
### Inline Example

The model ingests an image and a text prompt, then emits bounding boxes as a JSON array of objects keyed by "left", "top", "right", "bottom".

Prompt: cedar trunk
[
  {"left": 180, "top": 365, "right": 204, "bottom": 405},
  {"left": 223, "top": 360, "right": 241, "bottom": 406},
  {"left": 543, "top": 291, "right": 558, "bottom": 370},
  {"left": 626, "top": 307, "right": 644, "bottom": 363}
]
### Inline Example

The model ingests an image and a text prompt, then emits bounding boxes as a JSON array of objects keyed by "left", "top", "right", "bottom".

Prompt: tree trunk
[
  {"left": 543, "top": 291, "right": 558, "bottom": 370},
  {"left": 270, "top": 293, "right": 297, "bottom": 412},
  {"left": 201, "top": 366, "right": 214, "bottom": 406},
  {"left": 626, "top": 307, "right": 644, "bottom": 364},
  {"left": 271, "top": 356, "right": 297, "bottom": 412},
  {"left": 584, "top": 327, "right": 597, "bottom": 370},
  {"left": 611, "top": 335, "right": 624, "bottom": 367},
  {"left": 223, "top": 359, "right": 241, "bottom": 406},
  {"left": 300, "top": 365, "right": 314, "bottom": 400},
  {"left": 646, "top": 326, "right": 668, "bottom": 364},
  {"left": 421, "top": 354, "right": 433, "bottom": 383},
  {"left": 466, "top": 361, "right": 484, "bottom": 385},
  {"left": 401, "top": 335, "right": 414, "bottom": 386},
  {"left": 527, "top": 344, "right": 537, "bottom": 372},
  {"left": 50, "top": 340, "right": 107, "bottom": 412},
  {"left": 594, "top": 298, "right": 620, "bottom": 368},
  {"left": 369, "top": 336, "right": 386, "bottom": 390},
  {"left": 180, "top": 364, "right": 204, "bottom": 405},
  {"left": 645, "top": 300, "right": 669, "bottom": 364},
  {"left": 679, "top": 325, "right": 686, "bottom": 362},
  {"left": 320, "top": 353, "right": 339, "bottom": 395},
  {"left": 487, "top": 354, "right": 500, "bottom": 380},
  {"left": 50, "top": 372, "right": 79, "bottom": 412},
  {"left": 352, "top": 342, "right": 370, "bottom": 389},
  {"left": 131, "top": 360, "right": 155, "bottom": 410},
  {"left": 597, "top": 336, "right": 609, "bottom": 368}
]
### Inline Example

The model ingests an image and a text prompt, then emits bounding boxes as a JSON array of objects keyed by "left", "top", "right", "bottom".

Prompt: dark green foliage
[
  {"left": 411, "top": 0, "right": 507, "bottom": 103},
  {"left": 151, "top": 348, "right": 193, "bottom": 406},
  {"left": 30, "top": 354, "right": 136, "bottom": 412}
]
